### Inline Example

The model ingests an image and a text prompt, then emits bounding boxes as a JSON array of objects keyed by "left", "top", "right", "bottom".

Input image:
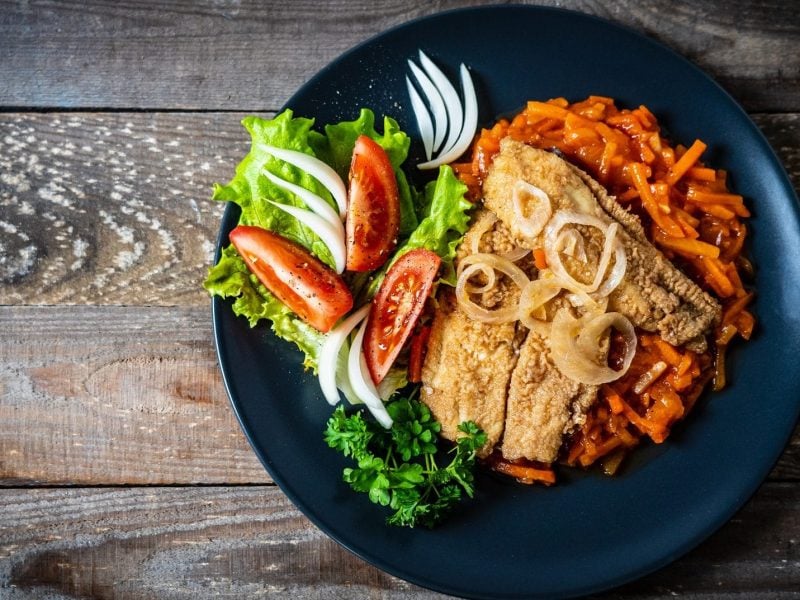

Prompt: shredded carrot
[
  {"left": 702, "top": 256, "right": 736, "bottom": 297},
  {"left": 533, "top": 248, "right": 548, "bottom": 270},
  {"left": 654, "top": 233, "right": 720, "bottom": 258},
  {"left": 688, "top": 167, "right": 717, "bottom": 182},
  {"left": 486, "top": 451, "right": 556, "bottom": 485},
  {"left": 461, "top": 96, "right": 754, "bottom": 475},
  {"left": 666, "top": 139, "right": 707, "bottom": 185}
]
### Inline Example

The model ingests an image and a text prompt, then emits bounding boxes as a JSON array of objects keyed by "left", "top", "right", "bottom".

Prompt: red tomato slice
[
  {"left": 229, "top": 225, "right": 353, "bottom": 333},
  {"left": 364, "top": 248, "right": 441, "bottom": 384},
  {"left": 345, "top": 135, "right": 400, "bottom": 272}
]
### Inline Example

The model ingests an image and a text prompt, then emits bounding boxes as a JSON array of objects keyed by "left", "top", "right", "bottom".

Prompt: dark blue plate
[{"left": 212, "top": 6, "right": 800, "bottom": 598}]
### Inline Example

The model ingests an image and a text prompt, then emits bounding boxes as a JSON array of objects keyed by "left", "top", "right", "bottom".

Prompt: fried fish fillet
[
  {"left": 420, "top": 210, "right": 524, "bottom": 456},
  {"left": 484, "top": 139, "right": 721, "bottom": 349}
]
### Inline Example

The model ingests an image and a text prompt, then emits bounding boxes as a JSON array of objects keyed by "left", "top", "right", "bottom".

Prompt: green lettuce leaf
[
  {"left": 211, "top": 110, "right": 337, "bottom": 268},
  {"left": 323, "top": 109, "right": 418, "bottom": 235},
  {"left": 203, "top": 245, "right": 324, "bottom": 370},
  {"left": 393, "top": 166, "right": 473, "bottom": 285}
]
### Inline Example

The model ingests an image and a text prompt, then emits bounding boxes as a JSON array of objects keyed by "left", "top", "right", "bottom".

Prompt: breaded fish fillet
[
  {"left": 483, "top": 139, "right": 721, "bottom": 349},
  {"left": 502, "top": 327, "right": 598, "bottom": 462},
  {"left": 420, "top": 210, "right": 524, "bottom": 456}
]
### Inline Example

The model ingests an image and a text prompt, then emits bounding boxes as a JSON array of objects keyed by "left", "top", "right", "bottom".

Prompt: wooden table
[{"left": 1, "top": 1, "right": 798, "bottom": 597}]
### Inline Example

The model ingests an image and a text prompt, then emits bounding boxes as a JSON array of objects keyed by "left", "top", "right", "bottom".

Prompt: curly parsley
[{"left": 324, "top": 395, "right": 486, "bottom": 528}]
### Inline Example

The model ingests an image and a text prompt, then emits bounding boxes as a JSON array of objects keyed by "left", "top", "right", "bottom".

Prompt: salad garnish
[
  {"left": 206, "top": 55, "right": 481, "bottom": 527},
  {"left": 407, "top": 50, "right": 478, "bottom": 170},
  {"left": 324, "top": 394, "right": 486, "bottom": 528}
]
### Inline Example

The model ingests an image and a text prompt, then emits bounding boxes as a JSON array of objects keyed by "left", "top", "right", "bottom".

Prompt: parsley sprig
[{"left": 324, "top": 395, "right": 486, "bottom": 528}]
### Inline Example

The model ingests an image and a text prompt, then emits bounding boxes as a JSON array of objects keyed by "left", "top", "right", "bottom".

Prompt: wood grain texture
[
  {"left": 0, "top": 305, "right": 269, "bottom": 485},
  {"left": 0, "top": 112, "right": 249, "bottom": 305},
  {"left": 0, "top": 484, "right": 798, "bottom": 599},
  {"left": 1, "top": 112, "right": 798, "bottom": 307},
  {"left": 0, "top": 0, "right": 798, "bottom": 112}
]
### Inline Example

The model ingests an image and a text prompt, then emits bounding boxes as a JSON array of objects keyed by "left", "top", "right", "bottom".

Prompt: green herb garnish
[{"left": 324, "top": 395, "right": 486, "bottom": 528}]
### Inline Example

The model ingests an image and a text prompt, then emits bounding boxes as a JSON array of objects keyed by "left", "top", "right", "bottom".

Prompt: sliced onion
[
  {"left": 456, "top": 264, "right": 520, "bottom": 324},
  {"left": 418, "top": 63, "right": 478, "bottom": 169},
  {"left": 633, "top": 361, "right": 668, "bottom": 395},
  {"left": 267, "top": 201, "right": 346, "bottom": 274},
  {"left": 459, "top": 261, "right": 497, "bottom": 295},
  {"left": 512, "top": 180, "right": 552, "bottom": 239},
  {"left": 544, "top": 211, "right": 605, "bottom": 293},
  {"left": 417, "top": 50, "right": 462, "bottom": 162},
  {"left": 544, "top": 210, "right": 625, "bottom": 298},
  {"left": 557, "top": 228, "right": 587, "bottom": 261},
  {"left": 470, "top": 213, "right": 498, "bottom": 255},
  {"left": 335, "top": 339, "right": 362, "bottom": 405},
  {"left": 458, "top": 253, "right": 530, "bottom": 290},
  {"left": 348, "top": 319, "right": 393, "bottom": 428},
  {"left": 518, "top": 279, "right": 562, "bottom": 333},
  {"left": 595, "top": 239, "right": 626, "bottom": 298},
  {"left": 261, "top": 145, "right": 347, "bottom": 220},
  {"left": 455, "top": 254, "right": 530, "bottom": 324},
  {"left": 589, "top": 222, "right": 618, "bottom": 293},
  {"left": 407, "top": 59, "right": 448, "bottom": 153},
  {"left": 318, "top": 306, "right": 370, "bottom": 406},
  {"left": 550, "top": 309, "right": 636, "bottom": 385},
  {"left": 263, "top": 170, "right": 342, "bottom": 230},
  {"left": 406, "top": 76, "right": 434, "bottom": 160},
  {"left": 500, "top": 247, "right": 531, "bottom": 262}
]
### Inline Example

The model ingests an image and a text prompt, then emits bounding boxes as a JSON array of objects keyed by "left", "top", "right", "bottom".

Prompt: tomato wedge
[
  {"left": 229, "top": 225, "right": 353, "bottom": 333},
  {"left": 345, "top": 135, "right": 400, "bottom": 272},
  {"left": 364, "top": 248, "right": 441, "bottom": 384}
]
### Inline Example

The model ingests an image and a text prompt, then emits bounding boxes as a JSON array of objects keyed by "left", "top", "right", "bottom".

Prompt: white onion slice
[
  {"left": 455, "top": 254, "right": 530, "bottom": 324},
  {"left": 591, "top": 222, "right": 618, "bottom": 292},
  {"left": 556, "top": 228, "right": 587, "bottom": 261},
  {"left": 418, "top": 50, "right": 462, "bottom": 160},
  {"left": 458, "top": 253, "right": 530, "bottom": 290},
  {"left": 544, "top": 211, "right": 606, "bottom": 293},
  {"left": 318, "top": 306, "right": 370, "bottom": 406},
  {"left": 261, "top": 145, "right": 347, "bottom": 220},
  {"left": 348, "top": 319, "right": 393, "bottom": 429},
  {"left": 470, "top": 213, "right": 498, "bottom": 255},
  {"left": 460, "top": 261, "right": 497, "bottom": 295},
  {"left": 456, "top": 264, "right": 521, "bottom": 324},
  {"left": 263, "top": 170, "right": 342, "bottom": 230},
  {"left": 500, "top": 247, "right": 531, "bottom": 262},
  {"left": 418, "top": 63, "right": 478, "bottom": 169},
  {"left": 407, "top": 60, "right": 448, "bottom": 153},
  {"left": 544, "top": 210, "right": 625, "bottom": 298},
  {"left": 550, "top": 309, "right": 636, "bottom": 385},
  {"left": 512, "top": 180, "right": 552, "bottom": 239},
  {"left": 406, "top": 76, "right": 434, "bottom": 160},
  {"left": 267, "top": 201, "right": 346, "bottom": 274},
  {"left": 518, "top": 279, "right": 562, "bottom": 333},
  {"left": 595, "top": 240, "right": 627, "bottom": 298}
]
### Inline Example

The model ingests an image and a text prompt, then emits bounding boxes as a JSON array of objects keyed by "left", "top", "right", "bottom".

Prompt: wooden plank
[
  {"left": 1, "top": 112, "right": 798, "bottom": 307},
  {"left": 1, "top": 303, "right": 799, "bottom": 486},
  {"left": 0, "top": 112, "right": 248, "bottom": 306},
  {"left": 0, "top": 483, "right": 798, "bottom": 598},
  {"left": 0, "top": 305, "right": 269, "bottom": 485},
  {"left": 0, "top": 1, "right": 798, "bottom": 112}
]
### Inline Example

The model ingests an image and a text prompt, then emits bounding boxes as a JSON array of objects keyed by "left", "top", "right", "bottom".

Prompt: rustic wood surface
[
  {"left": 1, "top": 1, "right": 799, "bottom": 598},
  {"left": 0, "top": 0, "right": 797, "bottom": 112}
]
